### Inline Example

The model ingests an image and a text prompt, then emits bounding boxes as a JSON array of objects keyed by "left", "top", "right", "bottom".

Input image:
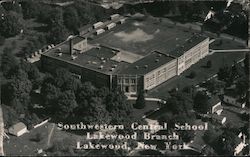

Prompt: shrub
[
  {"left": 189, "top": 71, "right": 196, "bottom": 79},
  {"left": 0, "top": 35, "right": 5, "bottom": 46}
]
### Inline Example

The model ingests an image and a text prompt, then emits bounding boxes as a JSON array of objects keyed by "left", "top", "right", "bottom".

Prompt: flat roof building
[{"left": 41, "top": 16, "right": 209, "bottom": 94}]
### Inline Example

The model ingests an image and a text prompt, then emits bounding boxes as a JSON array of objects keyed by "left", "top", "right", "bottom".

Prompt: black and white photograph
[{"left": 0, "top": 0, "right": 249, "bottom": 156}]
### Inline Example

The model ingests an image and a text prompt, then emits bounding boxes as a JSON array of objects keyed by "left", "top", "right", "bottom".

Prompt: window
[
  {"left": 125, "top": 79, "right": 129, "bottom": 84},
  {"left": 163, "top": 68, "right": 166, "bottom": 73},
  {"left": 118, "top": 78, "right": 122, "bottom": 84},
  {"left": 131, "top": 79, "right": 136, "bottom": 84}
]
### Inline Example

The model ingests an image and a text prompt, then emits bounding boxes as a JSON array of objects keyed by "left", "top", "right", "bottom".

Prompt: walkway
[
  {"left": 212, "top": 49, "right": 250, "bottom": 53},
  {"left": 127, "top": 96, "right": 166, "bottom": 103},
  {"left": 0, "top": 105, "right": 4, "bottom": 156},
  {"left": 47, "top": 123, "right": 55, "bottom": 148}
]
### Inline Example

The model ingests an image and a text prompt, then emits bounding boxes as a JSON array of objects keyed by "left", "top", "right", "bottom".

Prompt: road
[{"left": 0, "top": 105, "right": 4, "bottom": 156}]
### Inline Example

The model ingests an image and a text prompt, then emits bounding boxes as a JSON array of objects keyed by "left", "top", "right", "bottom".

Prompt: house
[
  {"left": 211, "top": 114, "right": 226, "bottom": 125},
  {"left": 234, "top": 132, "right": 248, "bottom": 156},
  {"left": 223, "top": 90, "right": 246, "bottom": 108},
  {"left": 208, "top": 96, "right": 223, "bottom": 115},
  {"left": 8, "top": 122, "right": 27, "bottom": 137}
]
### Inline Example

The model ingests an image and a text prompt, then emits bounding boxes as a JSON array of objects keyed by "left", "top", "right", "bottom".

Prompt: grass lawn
[
  {"left": 4, "top": 122, "right": 83, "bottom": 156},
  {"left": 210, "top": 39, "right": 247, "bottom": 50},
  {"left": 221, "top": 110, "right": 246, "bottom": 129},
  {"left": 130, "top": 100, "right": 160, "bottom": 119},
  {"left": 147, "top": 49, "right": 245, "bottom": 99}
]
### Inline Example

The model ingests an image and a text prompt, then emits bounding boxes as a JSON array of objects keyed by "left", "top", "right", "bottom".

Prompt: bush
[
  {"left": 30, "top": 132, "right": 43, "bottom": 142},
  {"left": 206, "top": 60, "right": 212, "bottom": 68},
  {"left": 0, "top": 35, "right": 5, "bottom": 46},
  {"left": 135, "top": 90, "right": 146, "bottom": 109},
  {"left": 189, "top": 71, "right": 196, "bottom": 79}
]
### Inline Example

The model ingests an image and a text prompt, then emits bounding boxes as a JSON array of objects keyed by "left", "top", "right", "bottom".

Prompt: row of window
[{"left": 117, "top": 78, "right": 136, "bottom": 84}]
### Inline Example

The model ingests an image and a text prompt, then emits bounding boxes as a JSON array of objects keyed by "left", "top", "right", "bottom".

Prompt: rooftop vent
[
  {"left": 135, "top": 66, "right": 139, "bottom": 69},
  {"left": 110, "top": 68, "right": 115, "bottom": 71},
  {"left": 57, "top": 48, "right": 62, "bottom": 52},
  {"left": 158, "top": 54, "right": 162, "bottom": 57},
  {"left": 96, "top": 47, "right": 101, "bottom": 50},
  {"left": 101, "top": 57, "right": 105, "bottom": 60},
  {"left": 144, "top": 65, "right": 148, "bottom": 68},
  {"left": 155, "top": 59, "right": 160, "bottom": 62},
  {"left": 112, "top": 65, "right": 118, "bottom": 68},
  {"left": 57, "top": 53, "right": 62, "bottom": 57},
  {"left": 71, "top": 55, "right": 77, "bottom": 60},
  {"left": 88, "top": 61, "right": 91, "bottom": 64},
  {"left": 99, "top": 65, "right": 104, "bottom": 69},
  {"left": 102, "top": 60, "right": 106, "bottom": 63},
  {"left": 92, "top": 61, "right": 97, "bottom": 64}
]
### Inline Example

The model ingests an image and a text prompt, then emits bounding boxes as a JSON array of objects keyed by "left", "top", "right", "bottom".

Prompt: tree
[
  {"left": 104, "top": 89, "right": 135, "bottom": 134},
  {"left": 189, "top": 71, "right": 196, "bottom": 79},
  {"left": 1, "top": 104, "right": 19, "bottom": 127},
  {"left": 2, "top": 1, "right": 22, "bottom": 13},
  {"left": 41, "top": 83, "right": 61, "bottom": 114},
  {"left": 62, "top": 77, "right": 81, "bottom": 92},
  {"left": 203, "top": 127, "right": 220, "bottom": 145},
  {"left": 135, "top": 90, "right": 146, "bottom": 109},
  {"left": 0, "top": 35, "right": 5, "bottom": 46},
  {"left": 19, "top": 60, "right": 41, "bottom": 82},
  {"left": 215, "top": 130, "right": 241, "bottom": 155},
  {"left": 0, "top": 12, "right": 22, "bottom": 37},
  {"left": 76, "top": 82, "right": 96, "bottom": 102},
  {"left": 46, "top": 8, "right": 69, "bottom": 44},
  {"left": 244, "top": 52, "right": 249, "bottom": 75},
  {"left": 217, "top": 66, "right": 233, "bottom": 85},
  {"left": 21, "top": 1, "right": 40, "bottom": 19},
  {"left": 206, "top": 60, "right": 212, "bottom": 68},
  {"left": 1, "top": 47, "right": 18, "bottom": 78},
  {"left": 63, "top": 7, "right": 80, "bottom": 32},
  {"left": 56, "top": 90, "right": 78, "bottom": 119},
  {"left": 30, "top": 133, "right": 43, "bottom": 142},
  {"left": 79, "top": 97, "right": 110, "bottom": 124},
  {"left": 193, "top": 91, "right": 210, "bottom": 114},
  {"left": 47, "top": 22, "right": 69, "bottom": 44},
  {"left": 165, "top": 91, "right": 194, "bottom": 115},
  {"left": 54, "top": 68, "right": 72, "bottom": 88},
  {"left": 8, "top": 69, "right": 32, "bottom": 102},
  {"left": 235, "top": 76, "right": 248, "bottom": 97},
  {"left": 202, "top": 145, "right": 216, "bottom": 156}
]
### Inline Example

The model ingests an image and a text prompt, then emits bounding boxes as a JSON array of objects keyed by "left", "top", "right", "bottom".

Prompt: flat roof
[
  {"left": 166, "top": 34, "right": 208, "bottom": 57},
  {"left": 119, "top": 51, "right": 175, "bottom": 75},
  {"left": 43, "top": 17, "right": 209, "bottom": 76},
  {"left": 90, "top": 17, "right": 203, "bottom": 57},
  {"left": 43, "top": 42, "right": 129, "bottom": 74},
  {"left": 209, "top": 96, "right": 221, "bottom": 106}
]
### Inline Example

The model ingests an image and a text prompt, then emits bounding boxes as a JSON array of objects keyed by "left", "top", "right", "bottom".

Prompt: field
[{"left": 92, "top": 17, "right": 194, "bottom": 56}]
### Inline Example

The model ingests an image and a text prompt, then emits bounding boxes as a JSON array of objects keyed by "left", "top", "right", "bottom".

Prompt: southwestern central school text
[{"left": 57, "top": 122, "right": 208, "bottom": 132}]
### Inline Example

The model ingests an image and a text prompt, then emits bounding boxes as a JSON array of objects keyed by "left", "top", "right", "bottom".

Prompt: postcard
[{"left": 0, "top": 0, "right": 249, "bottom": 156}]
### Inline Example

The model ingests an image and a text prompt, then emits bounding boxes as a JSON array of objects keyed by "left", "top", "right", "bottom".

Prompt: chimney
[{"left": 69, "top": 38, "right": 73, "bottom": 55}]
